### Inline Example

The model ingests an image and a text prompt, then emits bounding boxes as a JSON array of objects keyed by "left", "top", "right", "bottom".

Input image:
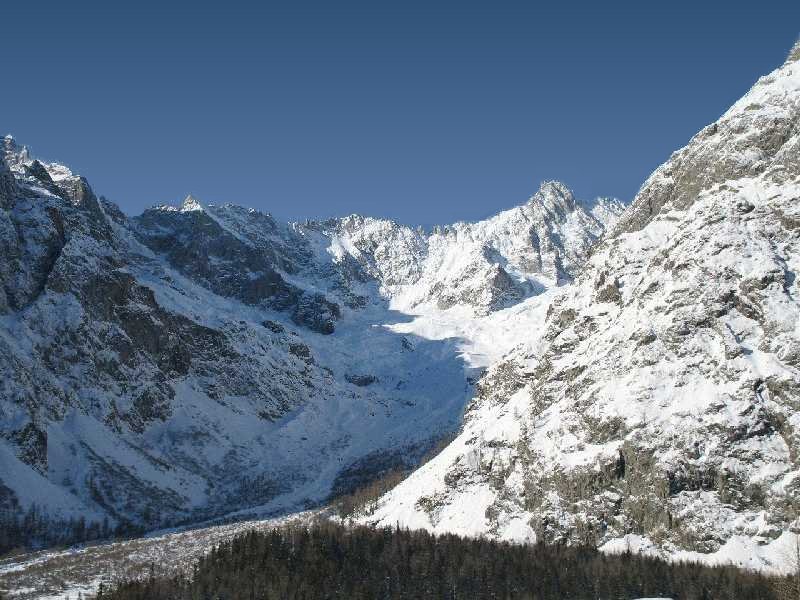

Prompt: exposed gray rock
[{"left": 614, "top": 50, "right": 800, "bottom": 236}]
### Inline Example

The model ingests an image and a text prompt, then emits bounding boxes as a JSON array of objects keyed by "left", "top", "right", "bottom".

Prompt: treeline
[
  {"left": 0, "top": 505, "right": 143, "bottom": 557},
  {"left": 332, "top": 467, "right": 406, "bottom": 519},
  {"left": 100, "top": 521, "right": 782, "bottom": 600},
  {"left": 331, "top": 433, "right": 456, "bottom": 519}
]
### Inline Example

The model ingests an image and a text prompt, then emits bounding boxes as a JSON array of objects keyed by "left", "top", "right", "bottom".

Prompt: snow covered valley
[{"left": 2, "top": 39, "right": 800, "bottom": 600}]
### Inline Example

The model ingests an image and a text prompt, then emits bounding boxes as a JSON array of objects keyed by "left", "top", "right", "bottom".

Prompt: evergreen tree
[{"left": 98, "top": 521, "right": 785, "bottom": 600}]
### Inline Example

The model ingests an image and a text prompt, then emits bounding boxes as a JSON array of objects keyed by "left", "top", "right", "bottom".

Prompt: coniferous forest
[
  {"left": 100, "top": 521, "right": 783, "bottom": 600},
  {"left": 0, "top": 504, "right": 145, "bottom": 557}
]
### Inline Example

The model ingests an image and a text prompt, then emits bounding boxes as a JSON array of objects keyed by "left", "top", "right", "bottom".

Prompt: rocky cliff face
[
  {"left": 133, "top": 198, "right": 345, "bottom": 334},
  {"left": 366, "top": 47, "right": 800, "bottom": 570},
  {"left": 0, "top": 132, "right": 620, "bottom": 532},
  {"left": 0, "top": 139, "right": 337, "bottom": 526}
]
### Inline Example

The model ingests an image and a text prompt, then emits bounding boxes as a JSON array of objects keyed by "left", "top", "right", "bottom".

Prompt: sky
[{"left": 3, "top": 1, "right": 799, "bottom": 226}]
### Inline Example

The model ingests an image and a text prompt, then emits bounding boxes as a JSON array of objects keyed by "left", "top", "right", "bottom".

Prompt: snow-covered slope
[
  {"left": 312, "top": 182, "right": 623, "bottom": 314},
  {"left": 365, "top": 45, "right": 800, "bottom": 570},
  {"left": 0, "top": 131, "right": 621, "bottom": 536}
]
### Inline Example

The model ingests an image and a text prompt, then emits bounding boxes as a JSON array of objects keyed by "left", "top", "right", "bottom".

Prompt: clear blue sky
[{"left": 4, "top": 1, "right": 798, "bottom": 225}]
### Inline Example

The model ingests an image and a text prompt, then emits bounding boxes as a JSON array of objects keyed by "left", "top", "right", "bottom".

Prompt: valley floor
[
  {"left": 0, "top": 513, "right": 310, "bottom": 600},
  {"left": 2, "top": 509, "right": 795, "bottom": 599},
  {"left": 38, "top": 521, "right": 785, "bottom": 600}
]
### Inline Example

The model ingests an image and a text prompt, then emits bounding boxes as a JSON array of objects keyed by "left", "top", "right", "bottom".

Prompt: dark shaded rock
[
  {"left": 291, "top": 292, "right": 341, "bottom": 335},
  {"left": 126, "top": 385, "right": 175, "bottom": 433},
  {"left": 262, "top": 319, "right": 286, "bottom": 334},
  {"left": 345, "top": 373, "right": 378, "bottom": 386},
  {"left": 288, "top": 342, "right": 313, "bottom": 361},
  {"left": 135, "top": 208, "right": 293, "bottom": 302},
  {"left": 0, "top": 143, "right": 17, "bottom": 210},
  {"left": 24, "top": 160, "right": 62, "bottom": 196},
  {"left": 10, "top": 422, "right": 47, "bottom": 473},
  {"left": 134, "top": 207, "right": 340, "bottom": 334},
  {"left": 99, "top": 196, "right": 129, "bottom": 226}
]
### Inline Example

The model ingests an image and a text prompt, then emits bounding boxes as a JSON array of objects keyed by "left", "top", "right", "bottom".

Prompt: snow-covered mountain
[
  {"left": 0, "top": 131, "right": 621, "bottom": 534},
  {"left": 317, "top": 182, "right": 623, "bottom": 314},
  {"left": 4, "top": 40, "right": 798, "bottom": 578},
  {"left": 365, "top": 43, "right": 800, "bottom": 571}
]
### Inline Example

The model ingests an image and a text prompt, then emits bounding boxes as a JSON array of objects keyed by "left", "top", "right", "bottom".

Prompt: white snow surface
[
  {"left": 363, "top": 49, "right": 800, "bottom": 573},
  {"left": 0, "top": 512, "right": 313, "bottom": 600},
  {"left": 0, "top": 131, "right": 623, "bottom": 532}
]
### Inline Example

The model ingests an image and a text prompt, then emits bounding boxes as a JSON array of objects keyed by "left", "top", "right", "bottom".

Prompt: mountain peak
[
  {"left": 535, "top": 179, "right": 572, "bottom": 197},
  {"left": 2, "top": 135, "right": 31, "bottom": 170},
  {"left": 528, "top": 180, "right": 576, "bottom": 213},
  {"left": 3, "top": 134, "right": 19, "bottom": 155},
  {"left": 181, "top": 194, "right": 204, "bottom": 212}
]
